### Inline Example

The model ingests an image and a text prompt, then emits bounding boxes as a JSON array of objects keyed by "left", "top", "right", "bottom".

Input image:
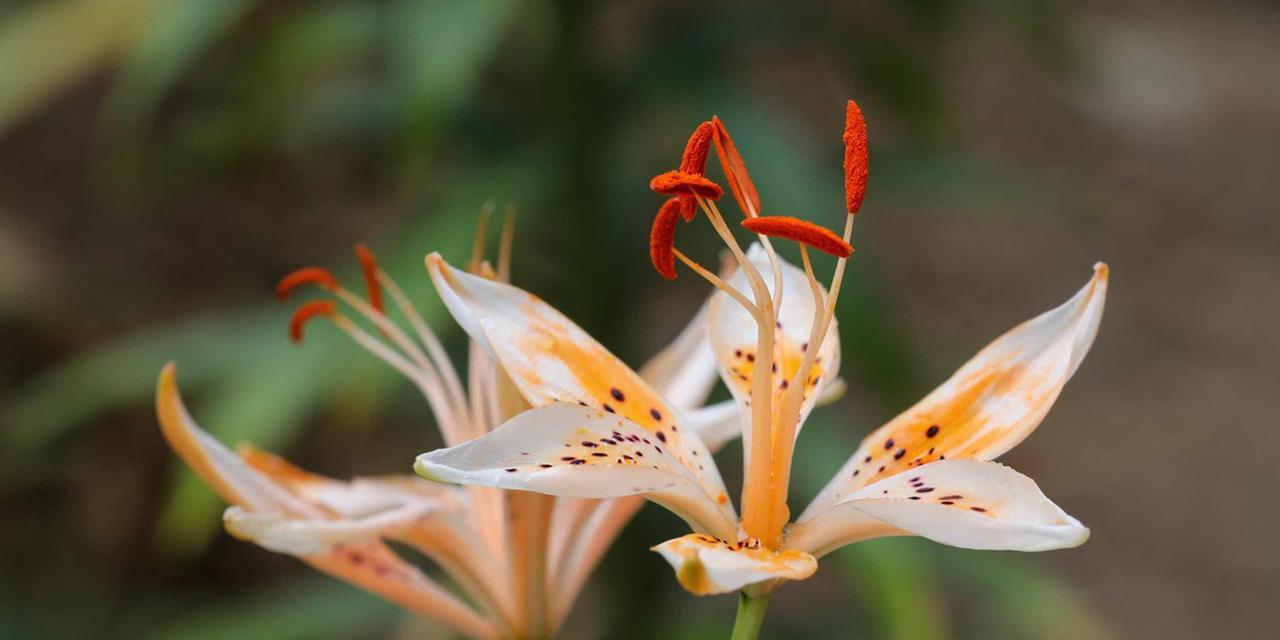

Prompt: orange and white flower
[
  {"left": 156, "top": 224, "right": 741, "bottom": 639},
  {"left": 415, "top": 101, "right": 1107, "bottom": 602}
]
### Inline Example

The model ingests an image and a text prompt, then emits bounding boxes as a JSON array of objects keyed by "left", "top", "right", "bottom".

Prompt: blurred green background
[{"left": 1, "top": 0, "right": 1276, "bottom": 638}]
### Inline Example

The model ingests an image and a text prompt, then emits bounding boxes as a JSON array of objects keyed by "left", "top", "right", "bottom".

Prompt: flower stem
[{"left": 731, "top": 592, "right": 770, "bottom": 640}]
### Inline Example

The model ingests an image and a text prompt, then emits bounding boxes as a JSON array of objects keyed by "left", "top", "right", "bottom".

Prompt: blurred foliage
[{"left": 0, "top": 0, "right": 1114, "bottom": 638}]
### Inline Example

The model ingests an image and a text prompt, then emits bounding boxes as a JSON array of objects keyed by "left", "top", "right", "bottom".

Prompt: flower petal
[
  {"left": 224, "top": 501, "right": 440, "bottom": 556},
  {"left": 427, "top": 254, "right": 731, "bottom": 509},
  {"left": 651, "top": 533, "right": 817, "bottom": 596},
  {"left": 416, "top": 403, "right": 737, "bottom": 540},
  {"left": 801, "top": 264, "right": 1107, "bottom": 518},
  {"left": 708, "top": 244, "right": 841, "bottom": 447},
  {"left": 789, "top": 459, "right": 1088, "bottom": 556},
  {"left": 156, "top": 366, "right": 496, "bottom": 639}
]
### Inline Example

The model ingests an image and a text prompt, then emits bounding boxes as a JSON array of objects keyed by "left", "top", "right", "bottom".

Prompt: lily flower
[
  {"left": 414, "top": 101, "right": 1108, "bottom": 634},
  {"left": 155, "top": 222, "right": 741, "bottom": 639}
]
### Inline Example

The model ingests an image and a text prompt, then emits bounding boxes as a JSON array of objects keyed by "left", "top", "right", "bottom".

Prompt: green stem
[{"left": 730, "top": 592, "right": 770, "bottom": 640}]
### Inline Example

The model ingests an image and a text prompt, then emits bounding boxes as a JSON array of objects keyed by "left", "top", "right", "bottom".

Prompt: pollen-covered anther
[
  {"left": 289, "top": 300, "right": 337, "bottom": 343},
  {"left": 649, "top": 198, "right": 683, "bottom": 279},
  {"left": 741, "top": 216, "right": 853, "bottom": 258},
  {"left": 679, "top": 121, "right": 715, "bottom": 175},
  {"left": 711, "top": 116, "right": 761, "bottom": 217},
  {"left": 354, "top": 243, "right": 384, "bottom": 313},
  {"left": 843, "top": 99, "right": 869, "bottom": 215},
  {"left": 650, "top": 170, "right": 723, "bottom": 200},
  {"left": 275, "top": 267, "right": 338, "bottom": 301}
]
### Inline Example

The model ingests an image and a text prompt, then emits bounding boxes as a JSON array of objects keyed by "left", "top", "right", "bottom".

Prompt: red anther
[
  {"left": 741, "top": 216, "right": 852, "bottom": 258},
  {"left": 276, "top": 267, "right": 338, "bottom": 301},
  {"left": 680, "top": 121, "right": 715, "bottom": 175},
  {"left": 677, "top": 195, "right": 697, "bottom": 222},
  {"left": 650, "top": 170, "right": 723, "bottom": 200},
  {"left": 354, "top": 243, "right": 384, "bottom": 313},
  {"left": 650, "top": 198, "right": 683, "bottom": 279},
  {"left": 289, "top": 300, "right": 337, "bottom": 343},
  {"left": 843, "top": 99, "right": 869, "bottom": 215},
  {"left": 711, "top": 117, "right": 761, "bottom": 217}
]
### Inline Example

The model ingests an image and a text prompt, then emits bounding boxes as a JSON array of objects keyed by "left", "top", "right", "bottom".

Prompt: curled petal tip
[{"left": 1093, "top": 261, "right": 1109, "bottom": 280}]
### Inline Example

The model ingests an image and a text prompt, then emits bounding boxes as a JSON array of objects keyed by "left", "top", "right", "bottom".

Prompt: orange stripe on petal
[
  {"left": 650, "top": 198, "right": 682, "bottom": 279},
  {"left": 650, "top": 170, "right": 723, "bottom": 200},
  {"left": 290, "top": 300, "right": 336, "bottom": 343},
  {"left": 354, "top": 243, "right": 384, "bottom": 313},
  {"left": 711, "top": 117, "right": 761, "bottom": 217},
  {"left": 843, "top": 99, "right": 869, "bottom": 215},
  {"left": 276, "top": 267, "right": 337, "bottom": 301},
  {"left": 741, "top": 216, "right": 852, "bottom": 258},
  {"left": 679, "top": 121, "right": 715, "bottom": 175}
]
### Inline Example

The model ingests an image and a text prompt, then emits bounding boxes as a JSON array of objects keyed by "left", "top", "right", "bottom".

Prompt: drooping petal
[
  {"left": 156, "top": 364, "right": 320, "bottom": 517},
  {"left": 223, "top": 501, "right": 439, "bottom": 556},
  {"left": 415, "top": 403, "right": 737, "bottom": 540},
  {"left": 638, "top": 301, "right": 718, "bottom": 411},
  {"left": 707, "top": 244, "right": 841, "bottom": 448},
  {"left": 155, "top": 365, "right": 496, "bottom": 639},
  {"left": 802, "top": 264, "right": 1107, "bottom": 517},
  {"left": 652, "top": 533, "right": 817, "bottom": 596},
  {"left": 426, "top": 253, "right": 731, "bottom": 510},
  {"left": 789, "top": 460, "right": 1088, "bottom": 557}
]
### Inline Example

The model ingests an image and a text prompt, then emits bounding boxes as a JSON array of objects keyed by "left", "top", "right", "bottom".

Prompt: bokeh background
[{"left": 2, "top": 0, "right": 1276, "bottom": 638}]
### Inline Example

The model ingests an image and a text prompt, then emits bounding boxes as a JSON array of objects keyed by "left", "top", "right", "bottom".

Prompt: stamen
[
  {"left": 672, "top": 248, "right": 755, "bottom": 312},
  {"left": 276, "top": 267, "right": 337, "bottom": 301},
  {"left": 498, "top": 206, "right": 516, "bottom": 282},
  {"left": 289, "top": 300, "right": 336, "bottom": 343},
  {"left": 711, "top": 116, "right": 761, "bottom": 217},
  {"left": 650, "top": 170, "right": 723, "bottom": 200},
  {"left": 649, "top": 198, "right": 682, "bottom": 280},
  {"left": 354, "top": 244, "right": 384, "bottom": 313},
  {"left": 741, "top": 216, "right": 853, "bottom": 258},
  {"left": 679, "top": 121, "right": 715, "bottom": 175},
  {"left": 843, "top": 99, "right": 869, "bottom": 215}
]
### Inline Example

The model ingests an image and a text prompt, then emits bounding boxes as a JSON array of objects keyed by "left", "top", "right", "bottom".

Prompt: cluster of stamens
[
  {"left": 274, "top": 240, "right": 487, "bottom": 447},
  {"left": 646, "top": 100, "right": 870, "bottom": 549}
]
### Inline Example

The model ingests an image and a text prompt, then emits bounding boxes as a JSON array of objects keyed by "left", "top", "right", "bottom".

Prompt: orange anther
[
  {"left": 276, "top": 267, "right": 337, "bottom": 301},
  {"left": 843, "top": 99, "right": 868, "bottom": 215},
  {"left": 676, "top": 195, "right": 697, "bottom": 222},
  {"left": 289, "top": 300, "right": 336, "bottom": 343},
  {"left": 650, "top": 170, "right": 723, "bottom": 200},
  {"left": 649, "top": 198, "right": 683, "bottom": 280},
  {"left": 354, "top": 243, "right": 384, "bottom": 313},
  {"left": 711, "top": 117, "right": 761, "bottom": 217},
  {"left": 680, "top": 121, "right": 715, "bottom": 175},
  {"left": 741, "top": 216, "right": 852, "bottom": 258}
]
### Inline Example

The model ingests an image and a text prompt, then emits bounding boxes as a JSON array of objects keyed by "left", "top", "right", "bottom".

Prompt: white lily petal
[
  {"left": 651, "top": 533, "right": 817, "bottom": 596},
  {"left": 708, "top": 244, "right": 841, "bottom": 452},
  {"left": 155, "top": 364, "right": 320, "bottom": 518},
  {"left": 238, "top": 445, "right": 457, "bottom": 519},
  {"left": 416, "top": 403, "right": 737, "bottom": 540},
  {"left": 224, "top": 501, "right": 440, "bottom": 556},
  {"left": 427, "top": 253, "right": 731, "bottom": 509},
  {"left": 802, "top": 264, "right": 1108, "bottom": 518},
  {"left": 685, "top": 400, "right": 740, "bottom": 453},
  {"left": 639, "top": 302, "right": 719, "bottom": 410},
  {"left": 792, "top": 459, "right": 1088, "bottom": 557}
]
